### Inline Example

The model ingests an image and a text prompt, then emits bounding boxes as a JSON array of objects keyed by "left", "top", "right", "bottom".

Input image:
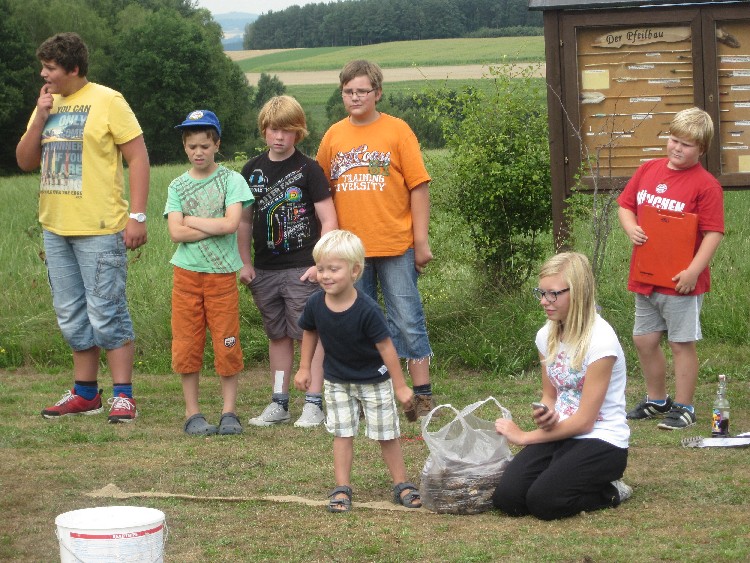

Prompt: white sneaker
[
  {"left": 248, "top": 402, "right": 291, "bottom": 427},
  {"left": 611, "top": 479, "right": 633, "bottom": 503},
  {"left": 294, "top": 403, "right": 325, "bottom": 428}
]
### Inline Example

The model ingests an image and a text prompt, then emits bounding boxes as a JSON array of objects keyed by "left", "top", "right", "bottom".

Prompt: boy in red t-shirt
[{"left": 617, "top": 107, "right": 724, "bottom": 430}]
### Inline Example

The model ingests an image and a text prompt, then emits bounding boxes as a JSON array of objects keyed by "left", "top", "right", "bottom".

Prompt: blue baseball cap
[{"left": 175, "top": 109, "right": 221, "bottom": 137}]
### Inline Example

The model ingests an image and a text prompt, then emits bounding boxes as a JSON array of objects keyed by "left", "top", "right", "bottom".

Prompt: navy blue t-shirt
[{"left": 298, "top": 289, "right": 391, "bottom": 384}]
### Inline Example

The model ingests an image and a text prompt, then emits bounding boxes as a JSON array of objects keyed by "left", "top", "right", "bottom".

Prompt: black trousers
[{"left": 492, "top": 437, "right": 628, "bottom": 520}]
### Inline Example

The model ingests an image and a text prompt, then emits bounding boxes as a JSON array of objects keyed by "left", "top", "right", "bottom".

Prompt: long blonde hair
[{"left": 540, "top": 252, "right": 597, "bottom": 371}]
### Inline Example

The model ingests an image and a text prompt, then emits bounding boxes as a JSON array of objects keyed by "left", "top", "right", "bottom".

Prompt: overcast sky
[{"left": 195, "top": 0, "right": 320, "bottom": 15}]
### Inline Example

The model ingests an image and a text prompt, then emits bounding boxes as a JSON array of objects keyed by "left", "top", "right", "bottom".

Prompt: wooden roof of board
[{"left": 528, "top": 0, "right": 748, "bottom": 11}]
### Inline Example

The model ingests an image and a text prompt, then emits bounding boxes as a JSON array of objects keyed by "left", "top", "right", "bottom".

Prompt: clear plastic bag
[{"left": 419, "top": 397, "right": 513, "bottom": 514}]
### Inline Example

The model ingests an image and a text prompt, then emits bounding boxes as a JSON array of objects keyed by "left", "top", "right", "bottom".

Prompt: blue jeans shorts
[
  {"left": 43, "top": 230, "right": 134, "bottom": 351},
  {"left": 355, "top": 248, "right": 432, "bottom": 360}
]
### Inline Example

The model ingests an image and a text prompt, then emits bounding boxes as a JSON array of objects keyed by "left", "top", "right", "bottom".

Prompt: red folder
[{"left": 633, "top": 205, "right": 698, "bottom": 288}]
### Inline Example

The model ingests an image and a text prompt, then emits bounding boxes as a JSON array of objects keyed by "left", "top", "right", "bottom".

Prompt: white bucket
[{"left": 55, "top": 506, "right": 166, "bottom": 563}]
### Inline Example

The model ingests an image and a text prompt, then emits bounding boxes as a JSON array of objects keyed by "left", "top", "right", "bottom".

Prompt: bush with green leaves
[
  {"left": 324, "top": 87, "right": 463, "bottom": 149},
  {"left": 431, "top": 64, "right": 551, "bottom": 286}
]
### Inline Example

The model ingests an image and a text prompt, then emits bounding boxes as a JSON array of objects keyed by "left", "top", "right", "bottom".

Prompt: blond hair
[
  {"left": 313, "top": 230, "right": 365, "bottom": 282},
  {"left": 540, "top": 252, "right": 596, "bottom": 371},
  {"left": 339, "top": 60, "right": 383, "bottom": 92},
  {"left": 257, "top": 95, "right": 309, "bottom": 143},
  {"left": 669, "top": 107, "right": 714, "bottom": 154}
]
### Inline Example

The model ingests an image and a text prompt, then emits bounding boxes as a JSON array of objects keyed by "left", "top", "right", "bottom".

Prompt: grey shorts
[
  {"left": 324, "top": 379, "right": 401, "bottom": 440},
  {"left": 633, "top": 292, "right": 703, "bottom": 342},
  {"left": 249, "top": 267, "right": 320, "bottom": 340}
]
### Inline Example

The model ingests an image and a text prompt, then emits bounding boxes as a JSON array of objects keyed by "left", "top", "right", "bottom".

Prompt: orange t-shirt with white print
[{"left": 316, "top": 113, "right": 431, "bottom": 257}]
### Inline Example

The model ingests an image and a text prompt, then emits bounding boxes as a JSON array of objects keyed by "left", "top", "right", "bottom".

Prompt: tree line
[
  {"left": 0, "top": 0, "right": 270, "bottom": 174},
  {"left": 244, "top": 0, "right": 542, "bottom": 49}
]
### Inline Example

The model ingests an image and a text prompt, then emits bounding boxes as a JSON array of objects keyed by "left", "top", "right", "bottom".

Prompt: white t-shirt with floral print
[{"left": 536, "top": 314, "right": 630, "bottom": 449}]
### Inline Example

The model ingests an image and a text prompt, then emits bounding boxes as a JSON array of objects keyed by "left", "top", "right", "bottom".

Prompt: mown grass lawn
[
  {"left": 1, "top": 367, "right": 748, "bottom": 561},
  {"left": 2, "top": 156, "right": 750, "bottom": 560}
]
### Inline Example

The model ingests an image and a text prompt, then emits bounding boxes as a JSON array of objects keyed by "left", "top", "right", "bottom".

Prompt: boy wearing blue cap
[{"left": 165, "top": 109, "right": 254, "bottom": 435}]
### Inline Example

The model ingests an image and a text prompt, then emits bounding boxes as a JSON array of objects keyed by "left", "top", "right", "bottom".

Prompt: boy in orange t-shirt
[{"left": 317, "top": 60, "right": 435, "bottom": 417}]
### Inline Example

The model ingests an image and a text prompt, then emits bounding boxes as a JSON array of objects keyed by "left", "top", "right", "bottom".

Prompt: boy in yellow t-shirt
[
  {"left": 316, "top": 60, "right": 436, "bottom": 417},
  {"left": 16, "top": 32, "right": 149, "bottom": 424}
]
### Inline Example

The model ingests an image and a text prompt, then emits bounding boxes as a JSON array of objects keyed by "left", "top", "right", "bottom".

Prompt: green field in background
[{"left": 237, "top": 37, "right": 545, "bottom": 72}]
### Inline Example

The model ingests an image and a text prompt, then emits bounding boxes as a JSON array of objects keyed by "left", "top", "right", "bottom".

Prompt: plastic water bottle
[{"left": 711, "top": 374, "right": 730, "bottom": 437}]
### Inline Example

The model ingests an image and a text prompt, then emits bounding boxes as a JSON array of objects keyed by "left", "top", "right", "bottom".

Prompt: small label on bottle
[{"left": 711, "top": 409, "right": 729, "bottom": 436}]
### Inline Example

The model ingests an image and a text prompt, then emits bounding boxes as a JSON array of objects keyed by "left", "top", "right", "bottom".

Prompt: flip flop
[
  {"left": 218, "top": 412, "right": 243, "bottom": 435},
  {"left": 184, "top": 413, "right": 218, "bottom": 436}
]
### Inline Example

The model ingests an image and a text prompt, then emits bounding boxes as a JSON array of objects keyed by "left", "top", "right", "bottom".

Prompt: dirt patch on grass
[
  {"left": 244, "top": 62, "right": 546, "bottom": 86},
  {"left": 225, "top": 49, "right": 298, "bottom": 61},
  {"left": 225, "top": 48, "right": 545, "bottom": 85},
  {"left": 3, "top": 370, "right": 750, "bottom": 561}
]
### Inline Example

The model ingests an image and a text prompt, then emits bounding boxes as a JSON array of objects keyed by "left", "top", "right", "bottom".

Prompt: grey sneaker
[
  {"left": 294, "top": 403, "right": 325, "bottom": 428},
  {"left": 626, "top": 396, "right": 673, "bottom": 420},
  {"left": 611, "top": 479, "right": 633, "bottom": 504},
  {"left": 248, "top": 402, "right": 291, "bottom": 427},
  {"left": 657, "top": 405, "right": 696, "bottom": 430}
]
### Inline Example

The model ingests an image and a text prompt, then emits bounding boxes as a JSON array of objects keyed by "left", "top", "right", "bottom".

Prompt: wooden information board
[
  {"left": 716, "top": 21, "right": 750, "bottom": 175},
  {"left": 575, "top": 21, "right": 750, "bottom": 177}
]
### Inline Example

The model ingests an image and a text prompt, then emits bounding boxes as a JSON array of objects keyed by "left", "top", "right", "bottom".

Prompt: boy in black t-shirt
[
  {"left": 295, "top": 229, "right": 420, "bottom": 513},
  {"left": 239, "top": 95, "right": 337, "bottom": 428}
]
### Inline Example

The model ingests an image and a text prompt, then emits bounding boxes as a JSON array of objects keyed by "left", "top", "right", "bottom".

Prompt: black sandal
[
  {"left": 327, "top": 485, "right": 353, "bottom": 513},
  {"left": 393, "top": 482, "right": 422, "bottom": 508}
]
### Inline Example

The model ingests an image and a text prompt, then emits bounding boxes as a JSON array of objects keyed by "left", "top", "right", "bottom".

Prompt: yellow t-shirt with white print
[{"left": 28, "top": 82, "right": 143, "bottom": 235}]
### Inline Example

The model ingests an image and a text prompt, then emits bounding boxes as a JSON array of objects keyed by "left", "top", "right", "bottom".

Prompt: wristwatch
[{"left": 129, "top": 212, "right": 147, "bottom": 223}]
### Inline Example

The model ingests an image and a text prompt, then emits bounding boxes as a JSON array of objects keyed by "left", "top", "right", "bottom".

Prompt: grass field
[
  {"left": 2, "top": 151, "right": 750, "bottom": 559},
  {"left": 236, "top": 37, "right": 545, "bottom": 72},
  {"left": 1, "top": 368, "right": 748, "bottom": 561}
]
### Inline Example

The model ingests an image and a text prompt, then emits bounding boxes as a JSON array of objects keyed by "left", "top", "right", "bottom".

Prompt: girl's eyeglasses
[{"left": 532, "top": 287, "right": 570, "bottom": 302}]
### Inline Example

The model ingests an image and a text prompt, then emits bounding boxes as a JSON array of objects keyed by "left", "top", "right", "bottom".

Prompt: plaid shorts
[{"left": 324, "top": 379, "right": 401, "bottom": 440}]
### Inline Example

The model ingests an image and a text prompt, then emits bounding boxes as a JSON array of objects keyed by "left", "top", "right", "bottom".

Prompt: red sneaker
[
  {"left": 41, "top": 389, "right": 103, "bottom": 419},
  {"left": 108, "top": 394, "right": 138, "bottom": 424}
]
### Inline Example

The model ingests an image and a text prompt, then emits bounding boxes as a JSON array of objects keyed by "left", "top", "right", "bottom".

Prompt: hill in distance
[{"left": 213, "top": 12, "right": 257, "bottom": 50}]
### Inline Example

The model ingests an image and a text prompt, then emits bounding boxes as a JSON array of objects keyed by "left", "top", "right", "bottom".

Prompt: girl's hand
[
  {"left": 533, "top": 408, "right": 560, "bottom": 431},
  {"left": 495, "top": 418, "right": 527, "bottom": 446}
]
